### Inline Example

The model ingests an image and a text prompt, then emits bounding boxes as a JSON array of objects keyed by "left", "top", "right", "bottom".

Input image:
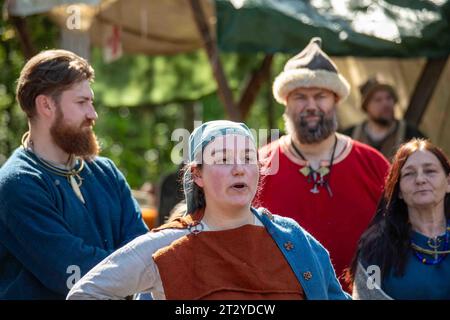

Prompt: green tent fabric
[{"left": 216, "top": 0, "right": 450, "bottom": 58}]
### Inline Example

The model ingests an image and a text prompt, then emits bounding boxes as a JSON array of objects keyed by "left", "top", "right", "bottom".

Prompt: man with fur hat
[
  {"left": 343, "top": 77, "right": 425, "bottom": 160},
  {"left": 256, "top": 38, "right": 390, "bottom": 288}
]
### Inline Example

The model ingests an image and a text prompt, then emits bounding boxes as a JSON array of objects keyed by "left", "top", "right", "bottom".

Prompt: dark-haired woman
[
  {"left": 347, "top": 139, "right": 450, "bottom": 299},
  {"left": 67, "top": 120, "right": 349, "bottom": 300}
]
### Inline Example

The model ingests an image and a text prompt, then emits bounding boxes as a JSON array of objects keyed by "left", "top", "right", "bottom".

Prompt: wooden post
[
  {"left": 238, "top": 54, "right": 273, "bottom": 119},
  {"left": 10, "top": 16, "right": 36, "bottom": 60},
  {"left": 404, "top": 57, "right": 448, "bottom": 126},
  {"left": 183, "top": 102, "right": 195, "bottom": 132},
  {"left": 188, "top": 0, "right": 242, "bottom": 121}
]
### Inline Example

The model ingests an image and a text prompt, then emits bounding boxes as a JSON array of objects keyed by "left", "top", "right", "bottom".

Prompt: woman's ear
[{"left": 191, "top": 166, "right": 204, "bottom": 188}]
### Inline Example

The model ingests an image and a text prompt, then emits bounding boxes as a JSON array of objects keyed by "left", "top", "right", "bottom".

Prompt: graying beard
[{"left": 283, "top": 112, "right": 338, "bottom": 144}]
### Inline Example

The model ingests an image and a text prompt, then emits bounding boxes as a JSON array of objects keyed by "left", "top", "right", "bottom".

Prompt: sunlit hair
[
  {"left": 166, "top": 201, "right": 188, "bottom": 223},
  {"left": 345, "top": 139, "right": 450, "bottom": 287},
  {"left": 16, "top": 49, "right": 94, "bottom": 120}
]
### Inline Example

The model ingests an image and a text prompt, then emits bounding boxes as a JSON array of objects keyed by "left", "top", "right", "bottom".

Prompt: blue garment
[
  {"left": 0, "top": 148, "right": 148, "bottom": 299},
  {"left": 382, "top": 226, "right": 450, "bottom": 300},
  {"left": 66, "top": 207, "right": 351, "bottom": 300},
  {"left": 253, "top": 208, "right": 351, "bottom": 300}
]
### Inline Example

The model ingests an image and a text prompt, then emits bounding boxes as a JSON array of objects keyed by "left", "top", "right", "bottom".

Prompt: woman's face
[
  {"left": 399, "top": 150, "right": 450, "bottom": 210},
  {"left": 193, "top": 134, "right": 259, "bottom": 211}
]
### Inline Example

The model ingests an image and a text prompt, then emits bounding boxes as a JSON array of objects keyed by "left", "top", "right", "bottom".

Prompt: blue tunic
[
  {"left": 0, "top": 148, "right": 148, "bottom": 299},
  {"left": 382, "top": 224, "right": 450, "bottom": 300}
]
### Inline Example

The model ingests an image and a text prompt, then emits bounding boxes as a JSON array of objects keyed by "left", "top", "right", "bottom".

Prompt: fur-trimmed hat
[
  {"left": 359, "top": 77, "right": 398, "bottom": 112},
  {"left": 273, "top": 37, "right": 350, "bottom": 105}
]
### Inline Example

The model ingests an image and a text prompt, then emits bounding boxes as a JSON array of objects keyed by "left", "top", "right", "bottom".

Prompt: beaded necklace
[
  {"left": 410, "top": 225, "right": 450, "bottom": 265},
  {"left": 290, "top": 134, "right": 337, "bottom": 197}
]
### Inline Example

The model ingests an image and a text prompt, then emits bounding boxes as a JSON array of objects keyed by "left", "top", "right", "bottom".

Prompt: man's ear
[
  {"left": 192, "top": 166, "right": 204, "bottom": 188},
  {"left": 398, "top": 190, "right": 403, "bottom": 199},
  {"left": 35, "top": 95, "right": 54, "bottom": 119}
]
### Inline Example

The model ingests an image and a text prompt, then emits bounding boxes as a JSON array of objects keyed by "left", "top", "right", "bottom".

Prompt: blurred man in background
[{"left": 343, "top": 77, "right": 426, "bottom": 160}]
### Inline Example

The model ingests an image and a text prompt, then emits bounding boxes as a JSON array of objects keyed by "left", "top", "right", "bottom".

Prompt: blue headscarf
[{"left": 183, "top": 120, "right": 255, "bottom": 214}]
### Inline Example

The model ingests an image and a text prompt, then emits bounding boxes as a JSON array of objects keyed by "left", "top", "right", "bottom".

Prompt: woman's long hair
[{"left": 345, "top": 139, "right": 450, "bottom": 286}]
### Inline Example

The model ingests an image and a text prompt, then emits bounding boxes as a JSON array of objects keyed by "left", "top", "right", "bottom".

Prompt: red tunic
[{"left": 255, "top": 135, "right": 389, "bottom": 285}]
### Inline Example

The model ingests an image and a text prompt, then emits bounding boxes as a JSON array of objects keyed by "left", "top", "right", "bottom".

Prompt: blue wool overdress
[{"left": 0, "top": 148, "right": 148, "bottom": 299}]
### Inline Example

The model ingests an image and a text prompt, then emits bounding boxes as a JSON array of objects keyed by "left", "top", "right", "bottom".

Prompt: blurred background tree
[
  {"left": 0, "top": 11, "right": 286, "bottom": 189},
  {"left": 0, "top": 13, "right": 59, "bottom": 165}
]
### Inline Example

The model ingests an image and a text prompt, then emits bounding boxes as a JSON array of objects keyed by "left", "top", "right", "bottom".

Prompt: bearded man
[
  {"left": 0, "top": 50, "right": 148, "bottom": 299},
  {"left": 343, "top": 77, "right": 426, "bottom": 160},
  {"left": 256, "top": 38, "right": 390, "bottom": 289}
]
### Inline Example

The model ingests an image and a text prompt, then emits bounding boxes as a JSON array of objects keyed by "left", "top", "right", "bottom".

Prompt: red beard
[{"left": 50, "top": 109, "right": 100, "bottom": 160}]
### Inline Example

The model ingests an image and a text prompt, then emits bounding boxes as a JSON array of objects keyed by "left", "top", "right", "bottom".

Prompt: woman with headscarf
[
  {"left": 347, "top": 139, "right": 450, "bottom": 299},
  {"left": 67, "top": 120, "right": 349, "bottom": 300}
]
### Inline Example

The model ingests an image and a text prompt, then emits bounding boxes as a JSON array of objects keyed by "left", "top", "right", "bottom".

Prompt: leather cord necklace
[
  {"left": 290, "top": 135, "right": 337, "bottom": 197},
  {"left": 21, "top": 131, "right": 86, "bottom": 204}
]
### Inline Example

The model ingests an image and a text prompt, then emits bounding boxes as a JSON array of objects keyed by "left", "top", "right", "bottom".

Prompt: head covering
[
  {"left": 359, "top": 77, "right": 398, "bottom": 112},
  {"left": 272, "top": 37, "right": 350, "bottom": 105},
  {"left": 183, "top": 120, "right": 255, "bottom": 214}
]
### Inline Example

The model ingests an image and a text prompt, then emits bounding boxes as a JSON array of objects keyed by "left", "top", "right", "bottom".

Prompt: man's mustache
[
  {"left": 82, "top": 119, "right": 95, "bottom": 128},
  {"left": 299, "top": 110, "right": 324, "bottom": 118}
]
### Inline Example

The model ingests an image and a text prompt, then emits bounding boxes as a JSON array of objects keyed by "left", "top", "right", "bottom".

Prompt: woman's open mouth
[{"left": 231, "top": 183, "right": 248, "bottom": 191}]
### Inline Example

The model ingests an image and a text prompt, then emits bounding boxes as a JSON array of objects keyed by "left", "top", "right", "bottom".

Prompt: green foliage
[
  {"left": 94, "top": 103, "right": 184, "bottom": 188},
  {"left": 0, "top": 13, "right": 290, "bottom": 189},
  {"left": 91, "top": 48, "right": 216, "bottom": 107},
  {"left": 0, "top": 12, "right": 57, "bottom": 165}
]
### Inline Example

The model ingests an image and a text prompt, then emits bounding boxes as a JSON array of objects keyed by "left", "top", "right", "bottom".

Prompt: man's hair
[
  {"left": 359, "top": 78, "right": 398, "bottom": 112},
  {"left": 16, "top": 49, "right": 94, "bottom": 119}
]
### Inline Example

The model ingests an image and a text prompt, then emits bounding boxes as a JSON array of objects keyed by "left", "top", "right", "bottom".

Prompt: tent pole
[
  {"left": 183, "top": 102, "right": 195, "bottom": 132},
  {"left": 238, "top": 54, "right": 273, "bottom": 119},
  {"left": 9, "top": 16, "right": 36, "bottom": 60},
  {"left": 188, "top": 0, "right": 242, "bottom": 121},
  {"left": 404, "top": 57, "right": 448, "bottom": 126}
]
